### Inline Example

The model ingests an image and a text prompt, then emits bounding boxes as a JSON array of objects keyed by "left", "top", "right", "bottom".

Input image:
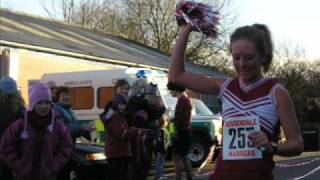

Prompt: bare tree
[
  {"left": 123, "top": 0, "right": 237, "bottom": 67},
  {"left": 267, "top": 45, "right": 320, "bottom": 125},
  {"left": 41, "top": 0, "right": 237, "bottom": 71}
]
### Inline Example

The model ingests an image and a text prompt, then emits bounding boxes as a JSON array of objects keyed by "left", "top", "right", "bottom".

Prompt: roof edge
[{"left": 0, "top": 40, "right": 168, "bottom": 71}]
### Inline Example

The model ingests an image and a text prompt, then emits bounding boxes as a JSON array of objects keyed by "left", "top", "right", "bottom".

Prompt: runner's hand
[
  {"left": 248, "top": 131, "right": 273, "bottom": 153},
  {"left": 179, "top": 24, "right": 193, "bottom": 34}
]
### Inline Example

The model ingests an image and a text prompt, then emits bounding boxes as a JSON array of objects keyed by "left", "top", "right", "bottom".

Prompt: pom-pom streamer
[{"left": 175, "top": 0, "right": 219, "bottom": 38}]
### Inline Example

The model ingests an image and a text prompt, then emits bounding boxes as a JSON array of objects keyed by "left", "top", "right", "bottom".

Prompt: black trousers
[
  {"left": 108, "top": 156, "right": 130, "bottom": 180},
  {"left": 0, "top": 160, "right": 13, "bottom": 180}
]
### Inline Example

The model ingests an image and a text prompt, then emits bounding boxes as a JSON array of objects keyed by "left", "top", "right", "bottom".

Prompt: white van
[
  {"left": 41, "top": 68, "right": 222, "bottom": 167},
  {"left": 41, "top": 68, "right": 168, "bottom": 121}
]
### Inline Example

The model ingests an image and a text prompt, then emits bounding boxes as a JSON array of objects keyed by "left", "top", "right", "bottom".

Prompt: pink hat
[
  {"left": 28, "top": 82, "right": 52, "bottom": 111},
  {"left": 21, "top": 82, "right": 54, "bottom": 139}
]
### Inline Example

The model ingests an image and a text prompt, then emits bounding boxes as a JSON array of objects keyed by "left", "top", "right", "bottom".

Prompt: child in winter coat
[
  {"left": 154, "top": 114, "right": 170, "bottom": 180},
  {"left": 0, "top": 82, "right": 73, "bottom": 180},
  {"left": 103, "top": 94, "right": 148, "bottom": 180},
  {"left": 100, "top": 79, "right": 130, "bottom": 128}
]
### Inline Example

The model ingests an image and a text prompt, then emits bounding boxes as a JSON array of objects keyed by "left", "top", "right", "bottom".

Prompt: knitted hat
[
  {"left": 28, "top": 82, "right": 52, "bottom": 111},
  {"left": 20, "top": 110, "right": 55, "bottom": 139},
  {"left": 0, "top": 76, "right": 18, "bottom": 94}
]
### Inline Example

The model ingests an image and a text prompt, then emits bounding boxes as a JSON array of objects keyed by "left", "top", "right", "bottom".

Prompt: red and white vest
[{"left": 213, "top": 78, "right": 282, "bottom": 178}]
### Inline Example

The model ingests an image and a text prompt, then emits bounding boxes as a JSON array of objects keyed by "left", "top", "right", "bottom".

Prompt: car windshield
[{"left": 163, "top": 95, "right": 213, "bottom": 116}]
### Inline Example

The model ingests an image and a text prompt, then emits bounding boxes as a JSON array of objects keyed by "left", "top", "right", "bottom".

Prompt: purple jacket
[{"left": 0, "top": 117, "right": 73, "bottom": 180}]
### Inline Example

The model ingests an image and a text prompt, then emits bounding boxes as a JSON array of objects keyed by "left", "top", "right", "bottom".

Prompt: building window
[
  {"left": 97, "top": 87, "right": 114, "bottom": 109},
  {"left": 69, "top": 87, "right": 94, "bottom": 110}
]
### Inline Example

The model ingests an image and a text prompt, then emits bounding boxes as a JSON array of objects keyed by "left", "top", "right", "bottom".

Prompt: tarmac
[{"left": 148, "top": 151, "right": 320, "bottom": 180}]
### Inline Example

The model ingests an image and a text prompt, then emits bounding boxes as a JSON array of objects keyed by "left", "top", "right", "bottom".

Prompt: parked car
[{"left": 69, "top": 137, "right": 108, "bottom": 180}]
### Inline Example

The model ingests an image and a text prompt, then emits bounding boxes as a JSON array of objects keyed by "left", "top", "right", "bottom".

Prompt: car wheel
[
  {"left": 70, "top": 170, "right": 77, "bottom": 180},
  {"left": 188, "top": 136, "right": 210, "bottom": 167},
  {"left": 70, "top": 165, "right": 89, "bottom": 180}
]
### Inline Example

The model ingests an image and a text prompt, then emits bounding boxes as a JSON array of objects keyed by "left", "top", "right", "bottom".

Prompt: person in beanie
[
  {"left": 103, "top": 94, "right": 148, "bottom": 180},
  {"left": 0, "top": 76, "right": 25, "bottom": 180},
  {"left": 100, "top": 79, "right": 130, "bottom": 123},
  {"left": 167, "top": 81, "right": 193, "bottom": 180},
  {"left": 126, "top": 78, "right": 151, "bottom": 180},
  {"left": 99, "top": 79, "right": 130, "bottom": 142},
  {"left": 0, "top": 82, "right": 73, "bottom": 180}
]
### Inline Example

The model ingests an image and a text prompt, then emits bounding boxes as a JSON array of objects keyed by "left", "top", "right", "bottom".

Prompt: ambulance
[{"left": 41, "top": 68, "right": 222, "bottom": 167}]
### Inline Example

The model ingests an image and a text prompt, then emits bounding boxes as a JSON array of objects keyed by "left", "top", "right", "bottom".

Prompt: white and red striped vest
[
  {"left": 219, "top": 78, "right": 281, "bottom": 140},
  {"left": 214, "top": 78, "right": 281, "bottom": 174}
]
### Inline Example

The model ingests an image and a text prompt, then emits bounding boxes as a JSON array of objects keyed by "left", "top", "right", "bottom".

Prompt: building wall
[
  {"left": 11, "top": 48, "right": 125, "bottom": 103},
  {"left": 2, "top": 47, "right": 221, "bottom": 111}
]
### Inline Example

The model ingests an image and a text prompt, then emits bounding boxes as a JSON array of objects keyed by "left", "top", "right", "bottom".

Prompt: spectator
[
  {"left": 167, "top": 82, "right": 193, "bottom": 180},
  {"left": 154, "top": 114, "right": 170, "bottom": 180},
  {"left": 100, "top": 79, "right": 130, "bottom": 123},
  {"left": 47, "top": 80, "right": 58, "bottom": 103},
  {"left": 104, "top": 94, "right": 147, "bottom": 180},
  {"left": 0, "top": 76, "right": 25, "bottom": 180},
  {"left": 127, "top": 78, "right": 150, "bottom": 180},
  {"left": 55, "top": 86, "right": 95, "bottom": 143},
  {"left": 99, "top": 79, "right": 130, "bottom": 142},
  {"left": 0, "top": 82, "right": 73, "bottom": 180},
  {"left": 54, "top": 86, "right": 95, "bottom": 180}
]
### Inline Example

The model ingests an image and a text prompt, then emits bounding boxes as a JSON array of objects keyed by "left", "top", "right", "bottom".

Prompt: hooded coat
[
  {"left": 103, "top": 94, "right": 138, "bottom": 158},
  {"left": 0, "top": 83, "right": 73, "bottom": 180}
]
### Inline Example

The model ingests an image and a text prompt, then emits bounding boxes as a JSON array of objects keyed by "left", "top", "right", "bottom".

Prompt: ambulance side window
[
  {"left": 97, "top": 87, "right": 114, "bottom": 109},
  {"left": 69, "top": 87, "right": 94, "bottom": 110}
]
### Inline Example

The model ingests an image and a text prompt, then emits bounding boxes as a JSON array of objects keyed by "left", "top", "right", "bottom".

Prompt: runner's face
[
  {"left": 116, "top": 85, "right": 130, "bottom": 96},
  {"left": 231, "top": 39, "right": 263, "bottom": 84}
]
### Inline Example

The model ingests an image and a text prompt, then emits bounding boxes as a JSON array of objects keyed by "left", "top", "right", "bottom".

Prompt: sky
[{"left": 1, "top": 0, "right": 320, "bottom": 59}]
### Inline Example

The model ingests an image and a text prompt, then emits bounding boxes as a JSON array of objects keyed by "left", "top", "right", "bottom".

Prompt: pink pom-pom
[{"left": 175, "top": 0, "right": 219, "bottom": 38}]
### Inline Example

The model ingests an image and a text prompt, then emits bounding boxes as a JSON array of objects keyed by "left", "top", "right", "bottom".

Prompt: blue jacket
[{"left": 54, "top": 103, "right": 83, "bottom": 138}]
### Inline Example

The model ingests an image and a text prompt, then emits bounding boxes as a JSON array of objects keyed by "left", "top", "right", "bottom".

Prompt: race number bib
[{"left": 222, "top": 116, "right": 262, "bottom": 160}]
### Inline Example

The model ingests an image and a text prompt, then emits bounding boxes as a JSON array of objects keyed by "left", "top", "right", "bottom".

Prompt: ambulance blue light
[{"left": 136, "top": 70, "right": 146, "bottom": 78}]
